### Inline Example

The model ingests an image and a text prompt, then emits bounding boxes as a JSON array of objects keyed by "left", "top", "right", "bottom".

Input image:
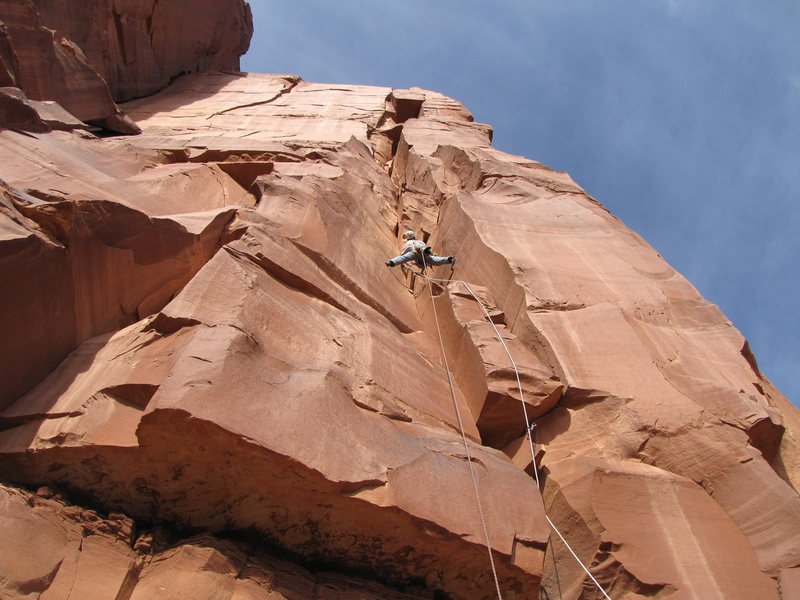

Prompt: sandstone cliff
[
  {"left": 0, "top": 0, "right": 251, "bottom": 132},
  {"left": 1, "top": 2, "right": 799, "bottom": 599}
]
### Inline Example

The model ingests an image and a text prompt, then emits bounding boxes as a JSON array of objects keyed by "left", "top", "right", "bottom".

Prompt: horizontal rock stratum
[{"left": 1, "top": 2, "right": 799, "bottom": 599}]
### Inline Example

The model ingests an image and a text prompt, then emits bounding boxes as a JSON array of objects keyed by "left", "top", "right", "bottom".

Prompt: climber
[{"left": 385, "top": 230, "right": 455, "bottom": 269}]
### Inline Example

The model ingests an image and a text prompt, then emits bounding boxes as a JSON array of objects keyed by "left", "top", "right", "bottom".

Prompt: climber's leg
[{"left": 386, "top": 251, "right": 417, "bottom": 267}]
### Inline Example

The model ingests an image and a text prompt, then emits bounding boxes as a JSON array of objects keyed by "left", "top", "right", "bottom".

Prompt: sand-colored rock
[
  {"left": 0, "top": 138, "right": 550, "bottom": 597},
  {"left": 33, "top": 0, "right": 252, "bottom": 101},
  {"left": 0, "top": 0, "right": 252, "bottom": 132},
  {"left": 412, "top": 282, "right": 563, "bottom": 449},
  {"left": 0, "top": 22, "right": 20, "bottom": 86},
  {"left": 384, "top": 86, "right": 800, "bottom": 596},
  {"left": 539, "top": 457, "right": 778, "bottom": 599},
  {"left": 0, "top": 483, "right": 439, "bottom": 600},
  {"left": 1, "top": 3, "right": 799, "bottom": 599},
  {"left": 0, "top": 162, "right": 240, "bottom": 408},
  {"left": 0, "top": 0, "right": 138, "bottom": 132},
  {"left": 780, "top": 567, "right": 800, "bottom": 600},
  {"left": 0, "top": 85, "right": 47, "bottom": 130}
]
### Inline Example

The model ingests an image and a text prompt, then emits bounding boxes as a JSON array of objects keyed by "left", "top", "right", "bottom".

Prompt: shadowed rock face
[
  {"left": 32, "top": 0, "right": 253, "bottom": 101},
  {"left": 0, "top": 0, "right": 252, "bottom": 131},
  {"left": 1, "top": 3, "right": 799, "bottom": 600}
]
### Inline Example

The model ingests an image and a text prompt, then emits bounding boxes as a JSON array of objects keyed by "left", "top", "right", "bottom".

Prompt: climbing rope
[
  {"left": 416, "top": 270, "right": 613, "bottom": 600},
  {"left": 421, "top": 263, "right": 505, "bottom": 600}
]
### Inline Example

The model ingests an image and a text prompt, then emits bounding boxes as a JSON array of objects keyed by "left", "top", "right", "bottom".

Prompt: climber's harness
[
  {"left": 404, "top": 246, "right": 455, "bottom": 297},
  {"left": 413, "top": 245, "right": 433, "bottom": 268}
]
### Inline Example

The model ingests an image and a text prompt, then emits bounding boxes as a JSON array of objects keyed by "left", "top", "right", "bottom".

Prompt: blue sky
[{"left": 242, "top": 0, "right": 799, "bottom": 406}]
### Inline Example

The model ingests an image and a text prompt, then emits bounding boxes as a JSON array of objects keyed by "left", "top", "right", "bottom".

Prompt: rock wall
[
  {"left": 1, "top": 2, "right": 799, "bottom": 599},
  {"left": 32, "top": 0, "right": 253, "bottom": 101},
  {"left": 0, "top": 0, "right": 252, "bottom": 131}
]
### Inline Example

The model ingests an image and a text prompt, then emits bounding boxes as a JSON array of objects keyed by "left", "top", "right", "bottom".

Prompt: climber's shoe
[
  {"left": 386, "top": 260, "right": 394, "bottom": 267},
  {"left": 448, "top": 256, "right": 456, "bottom": 265}
]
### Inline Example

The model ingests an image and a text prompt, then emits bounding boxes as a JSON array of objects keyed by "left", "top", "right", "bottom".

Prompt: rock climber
[{"left": 385, "top": 231, "right": 455, "bottom": 269}]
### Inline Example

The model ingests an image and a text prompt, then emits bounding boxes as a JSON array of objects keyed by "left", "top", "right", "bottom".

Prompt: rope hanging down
[
  {"left": 421, "top": 263, "right": 505, "bottom": 600},
  {"left": 415, "top": 269, "right": 612, "bottom": 600}
]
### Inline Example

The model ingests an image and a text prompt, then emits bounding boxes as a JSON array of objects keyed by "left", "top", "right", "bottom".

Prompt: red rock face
[
  {"left": 0, "top": 0, "right": 252, "bottom": 132},
  {"left": 0, "top": 3, "right": 799, "bottom": 600},
  {"left": 0, "top": 0, "right": 134, "bottom": 131},
  {"left": 0, "top": 22, "right": 20, "bottom": 86},
  {"left": 32, "top": 0, "right": 253, "bottom": 101},
  {"left": 0, "top": 484, "right": 439, "bottom": 600}
]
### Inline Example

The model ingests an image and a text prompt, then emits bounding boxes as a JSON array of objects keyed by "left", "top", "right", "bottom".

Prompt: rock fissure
[
  {"left": 1, "top": 5, "right": 798, "bottom": 599},
  {"left": 206, "top": 76, "right": 300, "bottom": 119}
]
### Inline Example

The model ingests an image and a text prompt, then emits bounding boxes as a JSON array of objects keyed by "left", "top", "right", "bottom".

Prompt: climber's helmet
[{"left": 404, "top": 230, "right": 416, "bottom": 240}]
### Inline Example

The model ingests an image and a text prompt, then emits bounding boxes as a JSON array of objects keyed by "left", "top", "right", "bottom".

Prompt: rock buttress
[{"left": 0, "top": 50, "right": 798, "bottom": 600}]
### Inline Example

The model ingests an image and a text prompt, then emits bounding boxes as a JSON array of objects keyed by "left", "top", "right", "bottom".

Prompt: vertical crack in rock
[
  {"left": 413, "top": 281, "right": 563, "bottom": 450},
  {"left": 384, "top": 80, "right": 800, "bottom": 596},
  {"left": 1, "top": 9, "right": 799, "bottom": 598}
]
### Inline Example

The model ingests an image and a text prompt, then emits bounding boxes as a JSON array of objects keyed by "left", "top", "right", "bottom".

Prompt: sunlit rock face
[{"left": 1, "top": 2, "right": 799, "bottom": 599}]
